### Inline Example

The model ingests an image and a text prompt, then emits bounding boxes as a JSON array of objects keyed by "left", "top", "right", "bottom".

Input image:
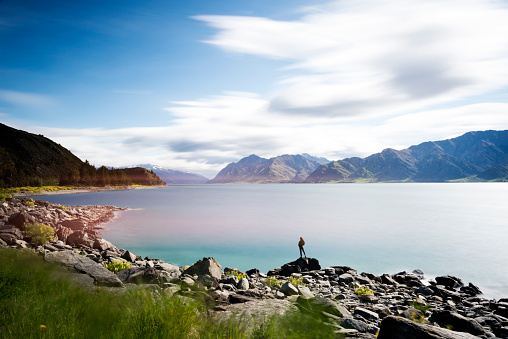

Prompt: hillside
[
  {"left": 0, "top": 123, "right": 165, "bottom": 187},
  {"left": 306, "top": 130, "right": 508, "bottom": 183},
  {"left": 123, "top": 167, "right": 166, "bottom": 186},
  {"left": 0, "top": 123, "right": 83, "bottom": 187},
  {"left": 137, "top": 164, "right": 208, "bottom": 184},
  {"left": 208, "top": 154, "right": 323, "bottom": 183}
]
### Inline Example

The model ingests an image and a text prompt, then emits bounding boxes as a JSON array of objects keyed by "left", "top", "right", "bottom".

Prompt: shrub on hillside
[
  {"left": 102, "top": 259, "right": 131, "bottom": 273},
  {"left": 24, "top": 223, "right": 55, "bottom": 246}
]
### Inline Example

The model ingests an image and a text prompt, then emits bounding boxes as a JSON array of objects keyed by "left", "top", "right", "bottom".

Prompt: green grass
[{"left": 0, "top": 249, "right": 342, "bottom": 338}]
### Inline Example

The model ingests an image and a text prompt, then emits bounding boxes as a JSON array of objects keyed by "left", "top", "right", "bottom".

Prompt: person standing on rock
[{"left": 298, "top": 237, "right": 306, "bottom": 258}]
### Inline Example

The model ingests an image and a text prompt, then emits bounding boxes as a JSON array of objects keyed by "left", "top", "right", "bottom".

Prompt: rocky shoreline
[{"left": 1, "top": 197, "right": 508, "bottom": 338}]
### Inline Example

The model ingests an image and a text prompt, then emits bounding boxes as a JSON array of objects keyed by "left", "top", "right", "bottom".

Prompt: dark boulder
[
  {"left": 381, "top": 274, "right": 399, "bottom": 286},
  {"left": 121, "top": 250, "right": 138, "bottom": 262},
  {"left": 61, "top": 219, "right": 86, "bottom": 231},
  {"left": 45, "top": 250, "right": 123, "bottom": 287},
  {"left": 460, "top": 283, "right": 482, "bottom": 296},
  {"left": 378, "top": 315, "right": 480, "bottom": 339},
  {"left": 93, "top": 238, "right": 116, "bottom": 251},
  {"left": 1, "top": 227, "right": 23, "bottom": 239},
  {"left": 430, "top": 310, "right": 485, "bottom": 336},
  {"left": 66, "top": 231, "right": 94, "bottom": 248},
  {"left": 7, "top": 211, "right": 34, "bottom": 230},
  {"left": 116, "top": 266, "right": 162, "bottom": 285},
  {"left": 56, "top": 226, "right": 73, "bottom": 243},
  {"left": 343, "top": 317, "right": 369, "bottom": 333},
  {"left": 0, "top": 232, "right": 19, "bottom": 245},
  {"left": 435, "top": 275, "right": 464, "bottom": 289},
  {"left": 268, "top": 257, "right": 321, "bottom": 277},
  {"left": 183, "top": 257, "right": 222, "bottom": 280}
]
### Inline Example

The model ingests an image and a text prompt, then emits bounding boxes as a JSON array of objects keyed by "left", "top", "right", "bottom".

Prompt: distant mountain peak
[
  {"left": 136, "top": 164, "right": 208, "bottom": 184},
  {"left": 208, "top": 153, "right": 325, "bottom": 184},
  {"left": 306, "top": 130, "right": 508, "bottom": 183}
]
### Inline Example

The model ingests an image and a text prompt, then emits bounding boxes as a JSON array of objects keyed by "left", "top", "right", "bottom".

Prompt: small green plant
[
  {"left": 224, "top": 269, "right": 246, "bottom": 280},
  {"left": 102, "top": 259, "right": 131, "bottom": 273},
  {"left": 410, "top": 311, "right": 426, "bottom": 324},
  {"left": 288, "top": 276, "right": 306, "bottom": 286},
  {"left": 410, "top": 299, "right": 431, "bottom": 313},
  {"left": 445, "top": 324, "right": 454, "bottom": 330},
  {"left": 58, "top": 204, "right": 67, "bottom": 211},
  {"left": 0, "top": 192, "right": 12, "bottom": 201},
  {"left": 24, "top": 223, "right": 55, "bottom": 246},
  {"left": 262, "top": 276, "right": 283, "bottom": 288},
  {"left": 354, "top": 285, "right": 374, "bottom": 297},
  {"left": 25, "top": 201, "right": 35, "bottom": 207}
]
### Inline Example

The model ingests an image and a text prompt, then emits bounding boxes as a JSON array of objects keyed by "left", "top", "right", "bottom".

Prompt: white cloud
[
  {"left": 195, "top": 0, "right": 508, "bottom": 117},
  {"left": 24, "top": 92, "right": 508, "bottom": 178},
  {"left": 10, "top": 0, "right": 508, "bottom": 177},
  {"left": 0, "top": 89, "right": 55, "bottom": 107}
]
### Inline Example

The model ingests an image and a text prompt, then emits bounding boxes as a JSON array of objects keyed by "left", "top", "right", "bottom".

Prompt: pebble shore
[{"left": 1, "top": 197, "right": 508, "bottom": 338}]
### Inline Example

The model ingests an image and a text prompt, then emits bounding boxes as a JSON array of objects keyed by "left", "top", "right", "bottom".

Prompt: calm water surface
[{"left": 34, "top": 183, "right": 508, "bottom": 298}]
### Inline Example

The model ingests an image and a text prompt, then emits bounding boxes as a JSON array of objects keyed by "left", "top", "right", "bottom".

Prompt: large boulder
[
  {"left": 183, "top": 257, "right": 222, "bottom": 280},
  {"left": 7, "top": 211, "right": 34, "bottom": 230},
  {"left": 60, "top": 219, "right": 86, "bottom": 231},
  {"left": 56, "top": 226, "right": 73, "bottom": 243},
  {"left": 66, "top": 231, "right": 94, "bottom": 248},
  {"left": 117, "top": 267, "right": 163, "bottom": 285},
  {"left": 378, "top": 316, "right": 480, "bottom": 339},
  {"left": 45, "top": 250, "right": 123, "bottom": 287},
  {"left": 435, "top": 275, "right": 464, "bottom": 289},
  {"left": 121, "top": 250, "right": 138, "bottom": 262},
  {"left": 268, "top": 257, "right": 321, "bottom": 277},
  {"left": 0, "top": 232, "right": 19, "bottom": 245},
  {"left": 93, "top": 238, "right": 116, "bottom": 251},
  {"left": 280, "top": 282, "right": 298, "bottom": 296},
  {"left": 430, "top": 310, "right": 485, "bottom": 336},
  {"left": 297, "top": 296, "right": 351, "bottom": 318}
]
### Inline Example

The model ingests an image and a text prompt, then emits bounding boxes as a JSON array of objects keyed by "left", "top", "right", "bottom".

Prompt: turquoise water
[{"left": 34, "top": 183, "right": 508, "bottom": 298}]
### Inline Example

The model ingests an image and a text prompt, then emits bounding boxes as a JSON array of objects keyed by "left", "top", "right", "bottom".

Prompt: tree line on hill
[{"left": 0, "top": 123, "right": 164, "bottom": 188}]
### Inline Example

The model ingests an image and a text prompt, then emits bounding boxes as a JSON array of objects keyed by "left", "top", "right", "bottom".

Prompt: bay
[{"left": 34, "top": 183, "right": 508, "bottom": 299}]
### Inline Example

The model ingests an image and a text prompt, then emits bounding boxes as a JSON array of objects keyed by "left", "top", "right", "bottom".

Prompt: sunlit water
[{"left": 34, "top": 183, "right": 508, "bottom": 299}]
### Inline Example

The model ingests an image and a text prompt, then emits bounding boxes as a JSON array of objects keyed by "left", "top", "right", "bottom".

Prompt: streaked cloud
[
  {"left": 195, "top": 0, "right": 508, "bottom": 117},
  {"left": 0, "top": 89, "right": 56, "bottom": 108},
  {"left": 23, "top": 94, "right": 508, "bottom": 178}
]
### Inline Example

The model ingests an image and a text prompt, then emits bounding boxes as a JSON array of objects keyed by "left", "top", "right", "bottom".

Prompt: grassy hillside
[{"left": 0, "top": 248, "right": 338, "bottom": 338}]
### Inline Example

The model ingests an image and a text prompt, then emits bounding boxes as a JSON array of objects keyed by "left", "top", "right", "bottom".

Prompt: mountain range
[
  {"left": 137, "top": 164, "right": 209, "bottom": 185},
  {"left": 210, "top": 130, "right": 508, "bottom": 183},
  {"left": 2, "top": 122, "right": 507, "bottom": 186},
  {"left": 208, "top": 154, "right": 330, "bottom": 183}
]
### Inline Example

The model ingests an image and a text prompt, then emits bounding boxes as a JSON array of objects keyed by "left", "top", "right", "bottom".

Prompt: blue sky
[{"left": 2, "top": 0, "right": 508, "bottom": 178}]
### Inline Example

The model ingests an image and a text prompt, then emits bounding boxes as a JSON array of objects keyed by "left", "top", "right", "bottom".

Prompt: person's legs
[{"left": 299, "top": 247, "right": 303, "bottom": 257}]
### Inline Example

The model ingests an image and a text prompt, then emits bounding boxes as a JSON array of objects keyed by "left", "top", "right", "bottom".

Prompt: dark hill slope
[
  {"left": 0, "top": 123, "right": 165, "bottom": 187},
  {"left": 306, "top": 130, "right": 508, "bottom": 183},
  {"left": 0, "top": 123, "right": 82, "bottom": 186},
  {"left": 208, "top": 154, "right": 322, "bottom": 183},
  {"left": 123, "top": 167, "right": 165, "bottom": 186}
]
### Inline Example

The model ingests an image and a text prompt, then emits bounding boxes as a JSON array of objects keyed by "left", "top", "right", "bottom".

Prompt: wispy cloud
[
  {"left": 0, "top": 89, "right": 55, "bottom": 108},
  {"left": 195, "top": 0, "right": 508, "bottom": 117},
  {"left": 26, "top": 94, "right": 508, "bottom": 178}
]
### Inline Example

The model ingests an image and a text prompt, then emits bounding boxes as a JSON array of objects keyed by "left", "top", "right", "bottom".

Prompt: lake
[{"left": 33, "top": 183, "right": 508, "bottom": 299}]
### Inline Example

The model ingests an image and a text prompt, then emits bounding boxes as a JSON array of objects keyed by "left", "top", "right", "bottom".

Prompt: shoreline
[
  {"left": 1, "top": 196, "right": 508, "bottom": 338},
  {"left": 10, "top": 185, "right": 167, "bottom": 198}
]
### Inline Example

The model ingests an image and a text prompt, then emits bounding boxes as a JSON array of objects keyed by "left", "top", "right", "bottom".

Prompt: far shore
[{"left": 10, "top": 185, "right": 167, "bottom": 198}]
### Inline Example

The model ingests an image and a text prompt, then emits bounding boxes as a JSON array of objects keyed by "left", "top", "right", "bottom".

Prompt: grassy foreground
[{"left": 0, "top": 249, "right": 339, "bottom": 338}]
